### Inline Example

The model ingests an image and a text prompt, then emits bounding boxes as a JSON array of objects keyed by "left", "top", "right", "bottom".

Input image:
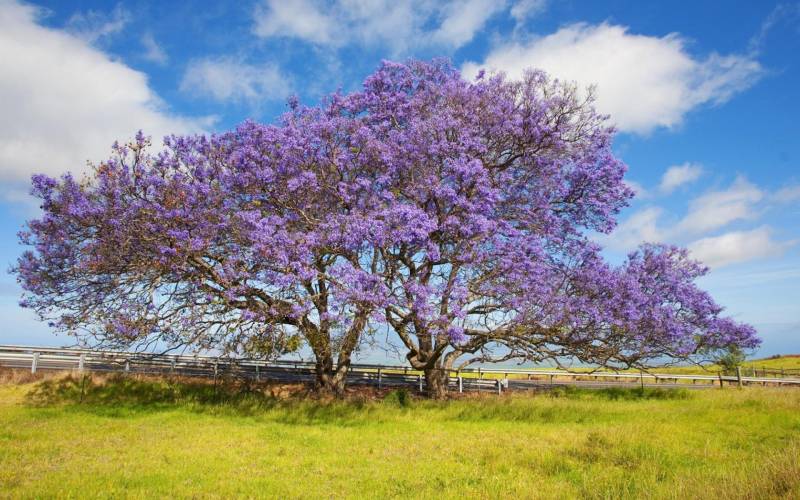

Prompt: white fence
[{"left": 2, "top": 344, "right": 799, "bottom": 394}]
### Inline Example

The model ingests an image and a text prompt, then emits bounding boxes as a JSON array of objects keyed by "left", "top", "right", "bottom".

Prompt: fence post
[
  {"left": 124, "top": 359, "right": 130, "bottom": 373},
  {"left": 640, "top": 370, "right": 644, "bottom": 390},
  {"left": 458, "top": 376, "right": 463, "bottom": 393},
  {"left": 377, "top": 368, "right": 382, "bottom": 390},
  {"left": 255, "top": 363, "right": 260, "bottom": 382},
  {"left": 478, "top": 368, "right": 483, "bottom": 379},
  {"left": 171, "top": 358, "right": 176, "bottom": 374},
  {"left": 549, "top": 374, "right": 554, "bottom": 386},
  {"left": 418, "top": 373, "right": 423, "bottom": 392},
  {"left": 718, "top": 373, "right": 724, "bottom": 389},
  {"left": 78, "top": 353, "right": 85, "bottom": 373},
  {"left": 496, "top": 379, "right": 502, "bottom": 395},
  {"left": 736, "top": 367, "right": 743, "bottom": 388},
  {"left": 31, "top": 352, "right": 39, "bottom": 374}
]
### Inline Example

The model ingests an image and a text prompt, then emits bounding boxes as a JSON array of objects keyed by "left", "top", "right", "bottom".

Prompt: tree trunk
[
  {"left": 308, "top": 308, "right": 367, "bottom": 397},
  {"left": 424, "top": 366, "right": 449, "bottom": 399},
  {"left": 314, "top": 354, "right": 348, "bottom": 397}
]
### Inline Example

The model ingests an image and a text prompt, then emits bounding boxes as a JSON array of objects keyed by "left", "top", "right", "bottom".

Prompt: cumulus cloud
[
  {"left": 180, "top": 57, "right": 291, "bottom": 104},
  {"left": 252, "top": 0, "right": 506, "bottom": 53},
  {"left": 0, "top": 0, "right": 212, "bottom": 186},
  {"left": 688, "top": 227, "right": 793, "bottom": 269},
  {"left": 676, "top": 177, "right": 763, "bottom": 234},
  {"left": 462, "top": 23, "right": 762, "bottom": 134},
  {"left": 141, "top": 33, "right": 168, "bottom": 65},
  {"left": 659, "top": 163, "right": 703, "bottom": 193}
]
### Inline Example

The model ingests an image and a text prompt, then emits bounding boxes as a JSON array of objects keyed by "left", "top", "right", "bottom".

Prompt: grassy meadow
[
  {"left": 1, "top": 371, "right": 799, "bottom": 499},
  {"left": 461, "top": 354, "right": 800, "bottom": 379},
  {"left": 665, "top": 355, "right": 800, "bottom": 375}
]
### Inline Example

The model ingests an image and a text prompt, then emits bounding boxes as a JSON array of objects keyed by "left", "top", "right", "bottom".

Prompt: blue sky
[{"left": 0, "top": 0, "right": 798, "bottom": 358}]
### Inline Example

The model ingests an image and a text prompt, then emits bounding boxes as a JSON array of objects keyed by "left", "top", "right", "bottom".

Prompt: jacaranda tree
[{"left": 15, "top": 59, "right": 758, "bottom": 397}]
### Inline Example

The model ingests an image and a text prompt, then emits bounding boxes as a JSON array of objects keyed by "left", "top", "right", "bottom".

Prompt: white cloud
[
  {"left": 335, "top": 0, "right": 436, "bottom": 52},
  {"left": 775, "top": 184, "right": 800, "bottom": 203},
  {"left": 688, "top": 226, "right": 793, "bottom": 269},
  {"left": 141, "top": 33, "right": 168, "bottom": 65},
  {"left": 0, "top": 0, "right": 212, "bottom": 185},
  {"left": 510, "top": 0, "right": 547, "bottom": 23},
  {"left": 606, "top": 178, "right": 764, "bottom": 248},
  {"left": 253, "top": 0, "right": 335, "bottom": 45},
  {"left": 747, "top": 3, "right": 800, "bottom": 54},
  {"left": 251, "top": 0, "right": 505, "bottom": 53},
  {"left": 659, "top": 162, "right": 703, "bottom": 193},
  {"left": 677, "top": 177, "right": 763, "bottom": 234},
  {"left": 624, "top": 180, "right": 649, "bottom": 200},
  {"left": 65, "top": 3, "right": 131, "bottom": 44},
  {"left": 706, "top": 265, "right": 800, "bottom": 288},
  {"left": 603, "top": 206, "right": 664, "bottom": 251},
  {"left": 461, "top": 23, "right": 762, "bottom": 134},
  {"left": 180, "top": 57, "right": 290, "bottom": 104},
  {"left": 604, "top": 176, "right": 796, "bottom": 269},
  {"left": 431, "top": 0, "right": 507, "bottom": 47}
]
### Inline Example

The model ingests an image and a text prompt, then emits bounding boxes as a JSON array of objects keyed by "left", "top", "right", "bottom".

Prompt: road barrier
[{"left": 2, "top": 344, "right": 799, "bottom": 394}]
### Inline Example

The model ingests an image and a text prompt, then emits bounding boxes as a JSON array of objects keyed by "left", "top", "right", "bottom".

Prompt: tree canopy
[{"left": 16, "top": 59, "right": 758, "bottom": 396}]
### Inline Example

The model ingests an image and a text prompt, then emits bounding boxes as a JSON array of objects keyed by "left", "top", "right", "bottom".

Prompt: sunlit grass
[
  {"left": 380, "top": 354, "right": 800, "bottom": 381},
  {"left": 1, "top": 373, "right": 799, "bottom": 498}
]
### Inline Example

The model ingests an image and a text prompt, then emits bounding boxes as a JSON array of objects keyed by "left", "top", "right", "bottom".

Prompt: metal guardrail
[
  {"left": 2, "top": 345, "right": 799, "bottom": 393},
  {"left": 0, "top": 345, "right": 503, "bottom": 394}
]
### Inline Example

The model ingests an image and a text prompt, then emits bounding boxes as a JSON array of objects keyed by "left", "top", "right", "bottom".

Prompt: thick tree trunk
[
  {"left": 309, "top": 308, "right": 366, "bottom": 397},
  {"left": 314, "top": 354, "right": 348, "bottom": 396},
  {"left": 424, "top": 366, "right": 449, "bottom": 399}
]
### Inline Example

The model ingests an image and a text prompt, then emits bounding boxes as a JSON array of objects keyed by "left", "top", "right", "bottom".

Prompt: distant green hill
[
  {"left": 491, "top": 355, "right": 800, "bottom": 377},
  {"left": 638, "top": 355, "right": 800, "bottom": 376}
]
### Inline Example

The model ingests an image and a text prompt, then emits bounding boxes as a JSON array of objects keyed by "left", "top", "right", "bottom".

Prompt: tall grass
[{"left": 1, "top": 372, "right": 798, "bottom": 499}]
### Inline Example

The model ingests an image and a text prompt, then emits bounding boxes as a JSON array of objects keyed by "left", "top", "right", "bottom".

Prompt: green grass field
[
  {"left": 744, "top": 355, "right": 800, "bottom": 369},
  {"left": 374, "top": 354, "right": 800, "bottom": 381},
  {"left": 1, "top": 373, "right": 799, "bottom": 499},
  {"left": 717, "top": 355, "right": 800, "bottom": 373},
  {"left": 461, "top": 354, "right": 800, "bottom": 379},
  {"left": 632, "top": 355, "right": 800, "bottom": 376}
]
